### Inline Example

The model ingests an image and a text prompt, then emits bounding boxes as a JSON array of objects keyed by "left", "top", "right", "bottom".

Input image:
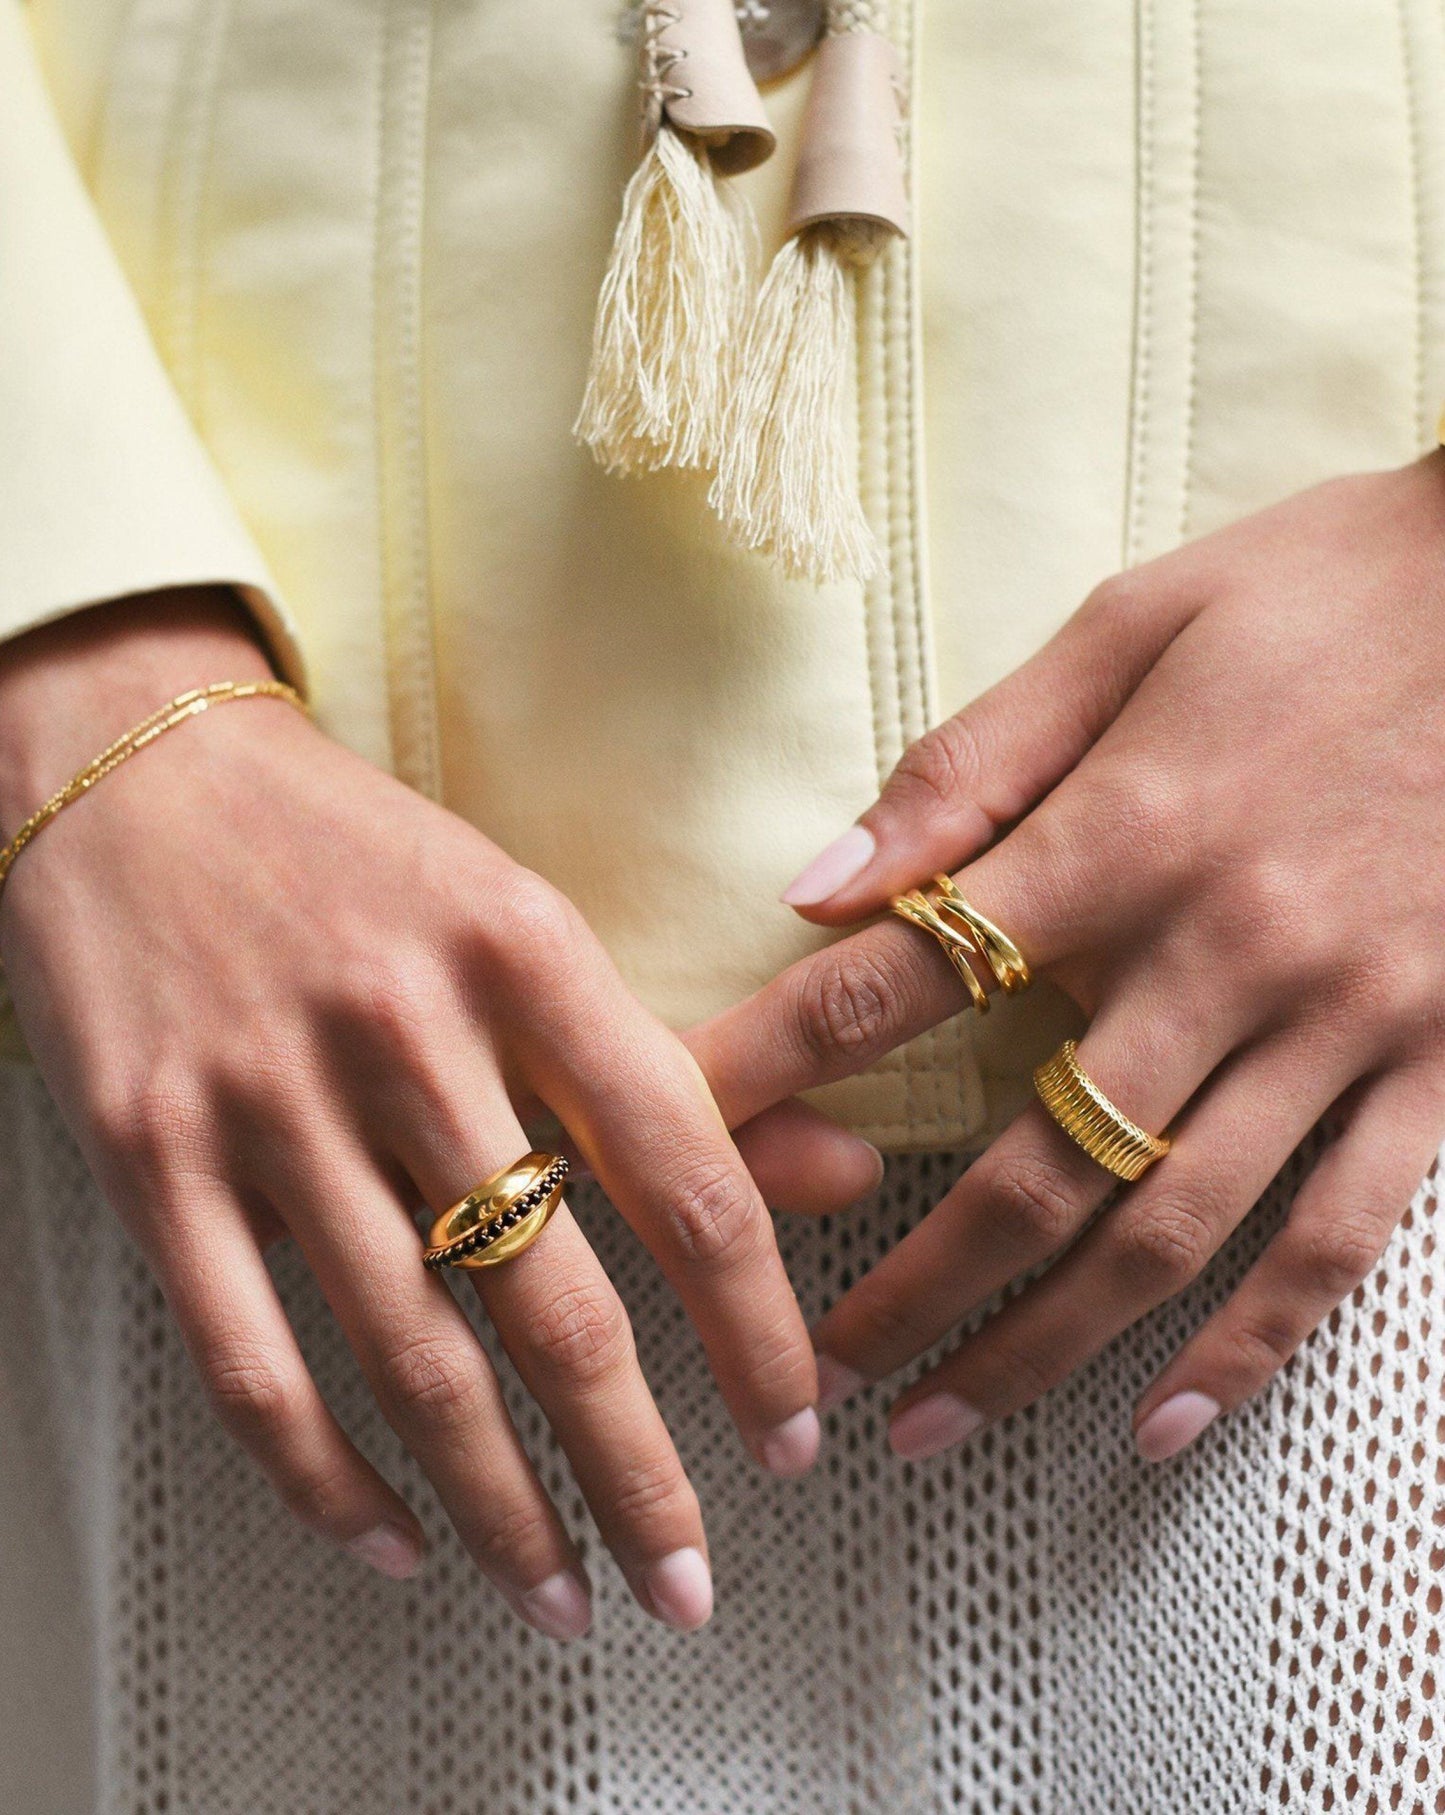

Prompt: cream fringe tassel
[
  {"left": 708, "top": 221, "right": 885, "bottom": 585},
  {"left": 574, "top": 126, "right": 755, "bottom": 475}
]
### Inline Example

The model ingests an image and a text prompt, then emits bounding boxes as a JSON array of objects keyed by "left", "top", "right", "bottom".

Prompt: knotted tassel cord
[
  {"left": 710, "top": 0, "right": 907, "bottom": 584},
  {"left": 575, "top": 1, "right": 773, "bottom": 474}
]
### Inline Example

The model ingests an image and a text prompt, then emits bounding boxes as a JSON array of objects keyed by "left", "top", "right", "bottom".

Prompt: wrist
[{"left": 0, "top": 587, "right": 278, "bottom": 834}]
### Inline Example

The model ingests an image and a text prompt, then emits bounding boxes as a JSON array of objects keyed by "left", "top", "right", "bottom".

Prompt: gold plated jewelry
[
  {"left": 1033, "top": 1039, "right": 1171, "bottom": 1181},
  {"left": 890, "top": 883, "right": 991, "bottom": 1010},
  {"left": 0, "top": 680, "right": 308, "bottom": 904},
  {"left": 889, "top": 875, "right": 1031, "bottom": 1013},
  {"left": 927, "top": 874, "right": 1031, "bottom": 995},
  {"left": 422, "top": 1152, "right": 569, "bottom": 1272}
]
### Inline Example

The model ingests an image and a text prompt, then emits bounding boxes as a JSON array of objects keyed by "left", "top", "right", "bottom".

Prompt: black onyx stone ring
[{"left": 422, "top": 1152, "right": 569, "bottom": 1272}]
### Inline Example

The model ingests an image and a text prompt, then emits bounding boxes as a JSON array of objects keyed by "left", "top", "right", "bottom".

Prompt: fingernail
[
  {"left": 758, "top": 1406, "right": 821, "bottom": 1477},
  {"left": 781, "top": 825, "right": 876, "bottom": 906},
  {"left": 345, "top": 1522, "right": 423, "bottom": 1580},
  {"left": 513, "top": 1568, "right": 594, "bottom": 1641},
  {"left": 642, "top": 1547, "right": 714, "bottom": 1631},
  {"left": 887, "top": 1392, "right": 986, "bottom": 1461},
  {"left": 843, "top": 1140, "right": 886, "bottom": 1200},
  {"left": 814, "top": 1352, "right": 867, "bottom": 1414},
  {"left": 1133, "top": 1390, "right": 1221, "bottom": 1463}
]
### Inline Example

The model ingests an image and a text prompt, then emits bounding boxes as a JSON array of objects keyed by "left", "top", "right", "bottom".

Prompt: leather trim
[
  {"left": 657, "top": 0, "right": 776, "bottom": 175},
  {"left": 787, "top": 29, "right": 910, "bottom": 237}
]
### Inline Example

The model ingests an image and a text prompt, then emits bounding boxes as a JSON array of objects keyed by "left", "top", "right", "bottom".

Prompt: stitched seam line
[
  {"left": 372, "top": 0, "right": 442, "bottom": 799},
  {"left": 1178, "top": 0, "right": 1202, "bottom": 542},
  {"left": 884, "top": 248, "right": 920, "bottom": 1143},
  {"left": 1124, "top": 0, "right": 1156, "bottom": 569},
  {"left": 893, "top": 0, "right": 939, "bottom": 1136},
  {"left": 162, "top": 0, "right": 229, "bottom": 415},
  {"left": 1397, "top": 0, "right": 1427, "bottom": 448},
  {"left": 853, "top": 257, "right": 920, "bottom": 1140}
]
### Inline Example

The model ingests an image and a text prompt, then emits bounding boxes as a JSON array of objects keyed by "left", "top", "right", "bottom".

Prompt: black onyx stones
[{"left": 422, "top": 1157, "right": 569, "bottom": 1271}]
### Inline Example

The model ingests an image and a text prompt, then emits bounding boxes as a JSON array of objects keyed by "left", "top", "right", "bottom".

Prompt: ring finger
[{"left": 883, "top": 1019, "right": 1364, "bottom": 1460}]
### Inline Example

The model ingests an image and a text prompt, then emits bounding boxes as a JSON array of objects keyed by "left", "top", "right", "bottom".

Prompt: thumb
[{"left": 779, "top": 567, "right": 1200, "bottom": 924}]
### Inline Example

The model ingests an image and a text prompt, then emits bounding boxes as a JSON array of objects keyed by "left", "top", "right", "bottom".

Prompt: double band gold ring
[
  {"left": 889, "top": 873, "right": 1031, "bottom": 1013},
  {"left": 422, "top": 1151, "right": 569, "bottom": 1271}
]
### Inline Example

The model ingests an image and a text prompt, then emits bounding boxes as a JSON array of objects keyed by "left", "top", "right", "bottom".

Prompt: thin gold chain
[{"left": 0, "top": 680, "right": 307, "bottom": 902}]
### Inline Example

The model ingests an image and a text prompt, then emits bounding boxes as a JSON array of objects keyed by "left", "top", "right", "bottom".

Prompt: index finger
[
  {"left": 688, "top": 788, "right": 1116, "bottom": 1128},
  {"left": 521, "top": 992, "right": 822, "bottom": 1479}
]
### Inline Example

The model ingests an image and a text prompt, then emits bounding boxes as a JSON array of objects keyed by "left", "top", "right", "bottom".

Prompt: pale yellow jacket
[{"left": 2, "top": 0, "right": 1439, "bottom": 1148}]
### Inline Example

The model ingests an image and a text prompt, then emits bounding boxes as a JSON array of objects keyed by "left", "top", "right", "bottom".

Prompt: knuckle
[
  {"left": 1292, "top": 1211, "right": 1383, "bottom": 1300},
  {"left": 792, "top": 947, "right": 895, "bottom": 1072},
  {"left": 983, "top": 1155, "right": 1083, "bottom": 1252},
  {"left": 274, "top": 1453, "right": 361, "bottom": 1531},
  {"left": 981, "top": 1328, "right": 1060, "bottom": 1405},
  {"left": 90, "top": 1072, "right": 208, "bottom": 1180},
  {"left": 463, "top": 1496, "right": 557, "bottom": 1574},
  {"left": 1083, "top": 757, "right": 1196, "bottom": 877},
  {"left": 844, "top": 1286, "right": 943, "bottom": 1366},
  {"left": 524, "top": 1278, "right": 634, "bottom": 1384},
  {"left": 888, "top": 716, "right": 983, "bottom": 817},
  {"left": 604, "top": 1453, "right": 698, "bottom": 1535},
  {"left": 1080, "top": 569, "right": 1149, "bottom": 629},
  {"left": 1109, "top": 1193, "right": 1217, "bottom": 1292},
  {"left": 480, "top": 869, "right": 587, "bottom": 979},
  {"left": 656, "top": 1153, "right": 762, "bottom": 1268},
  {"left": 343, "top": 954, "right": 454, "bottom": 1061},
  {"left": 204, "top": 1350, "right": 298, "bottom": 1445},
  {"left": 1224, "top": 861, "right": 1318, "bottom": 979},
  {"left": 375, "top": 1331, "right": 480, "bottom": 1425},
  {"left": 1224, "top": 1314, "right": 1301, "bottom": 1383},
  {"left": 1364, "top": 948, "right": 1438, "bottom": 1048}
]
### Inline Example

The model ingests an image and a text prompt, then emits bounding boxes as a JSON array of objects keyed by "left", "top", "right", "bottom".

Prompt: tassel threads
[
  {"left": 575, "top": 0, "right": 774, "bottom": 476},
  {"left": 708, "top": 16, "right": 908, "bottom": 586},
  {"left": 574, "top": 124, "right": 754, "bottom": 474},
  {"left": 709, "top": 221, "right": 885, "bottom": 584}
]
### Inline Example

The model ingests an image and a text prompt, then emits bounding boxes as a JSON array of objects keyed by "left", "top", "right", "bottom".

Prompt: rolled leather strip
[
  {"left": 654, "top": 0, "right": 777, "bottom": 174},
  {"left": 786, "top": 28, "right": 909, "bottom": 236}
]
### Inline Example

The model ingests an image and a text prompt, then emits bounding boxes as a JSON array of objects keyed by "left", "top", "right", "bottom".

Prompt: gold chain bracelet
[{"left": 0, "top": 680, "right": 308, "bottom": 903}]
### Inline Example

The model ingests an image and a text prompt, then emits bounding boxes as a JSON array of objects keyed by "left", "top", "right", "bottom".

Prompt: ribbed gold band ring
[
  {"left": 1033, "top": 1040, "right": 1171, "bottom": 1182},
  {"left": 422, "top": 1151, "right": 569, "bottom": 1271}
]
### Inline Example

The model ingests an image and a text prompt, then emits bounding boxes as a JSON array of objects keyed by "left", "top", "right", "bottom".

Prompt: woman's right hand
[{"left": 0, "top": 589, "right": 855, "bottom": 1639}]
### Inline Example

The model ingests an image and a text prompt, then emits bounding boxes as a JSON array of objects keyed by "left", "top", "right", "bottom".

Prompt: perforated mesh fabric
[{"left": 1, "top": 1063, "right": 1443, "bottom": 1811}]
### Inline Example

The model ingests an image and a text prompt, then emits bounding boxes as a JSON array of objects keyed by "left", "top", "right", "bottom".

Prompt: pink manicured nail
[
  {"left": 345, "top": 1523, "right": 423, "bottom": 1580},
  {"left": 643, "top": 1548, "right": 714, "bottom": 1631},
  {"left": 513, "top": 1569, "right": 593, "bottom": 1641},
  {"left": 781, "top": 825, "right": 876, "bottom": 906},
  {"left": 758, "top": 1406, "right": 821, "bottom": 1477},
  {"left": 1134, "top": 1390, "right": 1221, "bottom": 1463},
  {"left": 887, "top": 1392, "right": 986, "bottom": 1461},
  {"left": 814, "top": 1352, "right": 867, "bottom": 1414}
]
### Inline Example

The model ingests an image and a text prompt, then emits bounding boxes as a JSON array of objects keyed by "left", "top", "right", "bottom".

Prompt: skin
[
  {"left": 691, "top": 453, "right": 1445, "bottom": 1466},
  {"left": 0, "top": 587, "right": 883, "bottom": 1639},
  {"left": 8, "top": 450, "right": 1437, "bottom": 1629}
]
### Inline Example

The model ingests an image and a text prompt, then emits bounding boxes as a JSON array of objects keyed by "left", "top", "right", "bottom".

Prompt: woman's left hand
[{"left": 689, "top": 451, "right": 1445, "bottom": 1464}]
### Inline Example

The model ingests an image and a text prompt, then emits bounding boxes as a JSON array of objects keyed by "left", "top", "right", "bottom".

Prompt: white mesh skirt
[{"left": 1, "top": 1059, "right": 1442, "bottom": 1813}]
